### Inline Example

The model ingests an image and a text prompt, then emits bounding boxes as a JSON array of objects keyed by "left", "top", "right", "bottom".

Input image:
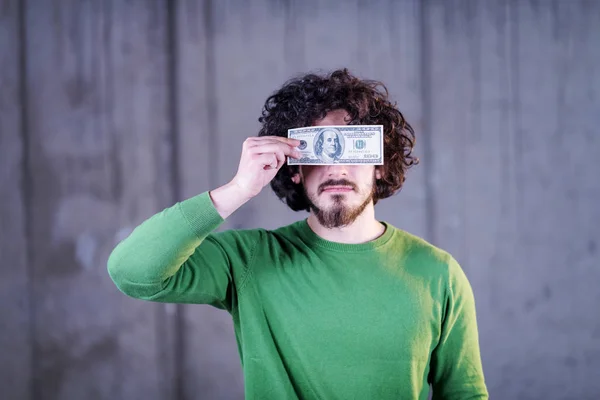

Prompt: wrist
[{"left": 209, "top": 181, "right": 253, "bottom": 219}]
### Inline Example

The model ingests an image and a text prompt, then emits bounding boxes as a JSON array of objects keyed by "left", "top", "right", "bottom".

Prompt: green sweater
[{"left": 107, "top": 192, "right": 488, "bottom": 400}]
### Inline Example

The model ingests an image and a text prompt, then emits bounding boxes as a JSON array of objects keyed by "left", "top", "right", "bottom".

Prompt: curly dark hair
[{"left": 258, "top": 68, "right": 418, "bottom": 212}]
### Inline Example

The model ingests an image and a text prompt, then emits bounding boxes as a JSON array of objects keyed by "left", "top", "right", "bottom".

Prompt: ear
[
  {"left": 375, "top": 167, "right": 382, "bottom": 180},
  {"left": 291, "top": 173, "right": 301, "bottom": 184}
]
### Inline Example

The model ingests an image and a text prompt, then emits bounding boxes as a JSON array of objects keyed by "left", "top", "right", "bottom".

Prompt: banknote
[{"left": 287, "top": 125, "right": 383, "bottom": 165}]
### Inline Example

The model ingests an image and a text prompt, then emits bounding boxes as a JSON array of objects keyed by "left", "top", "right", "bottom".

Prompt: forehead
[{"left": 314, "top": 109, "right": 350, "bottom": 126}]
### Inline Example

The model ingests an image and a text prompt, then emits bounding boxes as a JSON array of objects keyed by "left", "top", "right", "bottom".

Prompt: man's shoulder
[
  {"left": 208, "top": 220, "right": 303, "bottom": 247},
  {"left": 386, "top": 224, "right": 459, "bottom": 277},
  {"left": 387, "top": 224, "right": 450, "bottom": 257}
]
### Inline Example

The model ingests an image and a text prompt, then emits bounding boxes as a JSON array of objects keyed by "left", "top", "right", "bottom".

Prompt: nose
[{"left": 325, "top": 164, "right": 348, "bottom": 177}]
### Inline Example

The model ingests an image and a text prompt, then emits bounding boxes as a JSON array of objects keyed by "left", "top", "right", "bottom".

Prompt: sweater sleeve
[
  {"left": 107, "top": 191, "right": 260, "bottom": 311},
  {"left": 429, "top": 257, "right": 488, "bottom": 399}
]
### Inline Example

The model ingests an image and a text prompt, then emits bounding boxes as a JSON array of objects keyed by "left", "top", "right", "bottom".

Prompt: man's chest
[{"left": 243, "top": 253, "right": 443, "bottom": 366}]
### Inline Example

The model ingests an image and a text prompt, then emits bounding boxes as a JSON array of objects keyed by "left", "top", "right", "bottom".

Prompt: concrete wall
[{"left": 1, "top": 0, "right": 598, "bottom": 399}]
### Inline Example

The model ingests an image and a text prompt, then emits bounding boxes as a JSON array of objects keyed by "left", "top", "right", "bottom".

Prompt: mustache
[{"left": 318, "top": 179, "right": 357, "bottom": 194}]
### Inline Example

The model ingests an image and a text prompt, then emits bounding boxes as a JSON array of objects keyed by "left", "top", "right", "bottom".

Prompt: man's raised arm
[{"left": 106, "top": 136, "right": 301, "bottom": 309}]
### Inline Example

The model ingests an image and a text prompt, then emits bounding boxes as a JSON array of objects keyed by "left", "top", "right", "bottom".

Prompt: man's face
[
  {"left": 300, "top": 164, "right": 378, "bottom": 228},
  {"left": 322, "top": 130, "right": 340, "bottom": 157},
  {"left": 292, "top": 109, "right": 381, "bottom": 228}
]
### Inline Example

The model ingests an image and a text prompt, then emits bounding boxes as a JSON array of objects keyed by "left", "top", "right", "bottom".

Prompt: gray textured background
[{"left": 1, "top": 0, "right": 599, "bottom": 399}]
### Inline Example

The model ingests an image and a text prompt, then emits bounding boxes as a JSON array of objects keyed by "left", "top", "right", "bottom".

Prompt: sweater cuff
[{"left": 178, "top": 191, "right": 224, "bottom": 239}]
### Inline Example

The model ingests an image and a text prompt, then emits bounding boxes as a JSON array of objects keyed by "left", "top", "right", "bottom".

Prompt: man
[
  {"left": 108, "top": 69, "right": 488, "bottom": 399},
  {"left": 314, "top": 128, "right": 344, "bottom": 163}
]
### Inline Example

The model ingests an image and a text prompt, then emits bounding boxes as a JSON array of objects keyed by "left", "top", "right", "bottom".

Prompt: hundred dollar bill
[{"left": 287, "top": 125, "right": 383, "bottom": 165}]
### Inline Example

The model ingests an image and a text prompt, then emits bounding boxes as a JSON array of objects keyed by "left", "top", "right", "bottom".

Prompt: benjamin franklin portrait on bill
[{"left": 314, "top": 128, "right": 345, "bottom": 163}]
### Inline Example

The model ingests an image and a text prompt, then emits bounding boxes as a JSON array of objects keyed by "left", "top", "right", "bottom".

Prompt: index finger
[{"left": 268, "top": 136, "right": 301, "bottom": 147}]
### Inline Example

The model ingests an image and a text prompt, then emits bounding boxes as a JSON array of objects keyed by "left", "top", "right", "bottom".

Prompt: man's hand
[
  {"left": 209, "top": 136, "right": 301, "bottom": 219},
  {"left": 231, "top": 136, "right": 301, "bottom": 198}
]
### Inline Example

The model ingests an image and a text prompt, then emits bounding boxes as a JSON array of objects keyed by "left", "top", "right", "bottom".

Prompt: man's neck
[{"left": 306, "top": 205, "right": 386, "bottom": 244}]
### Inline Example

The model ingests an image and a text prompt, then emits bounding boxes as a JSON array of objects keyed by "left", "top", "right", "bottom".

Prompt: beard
[{"left": 305, "top": 177, "right": 376, "bottom": 229}]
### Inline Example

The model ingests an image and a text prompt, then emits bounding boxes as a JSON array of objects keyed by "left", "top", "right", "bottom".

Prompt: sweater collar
[{"left": 294, "top": 218, "right": 395, "bottom": 252}]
